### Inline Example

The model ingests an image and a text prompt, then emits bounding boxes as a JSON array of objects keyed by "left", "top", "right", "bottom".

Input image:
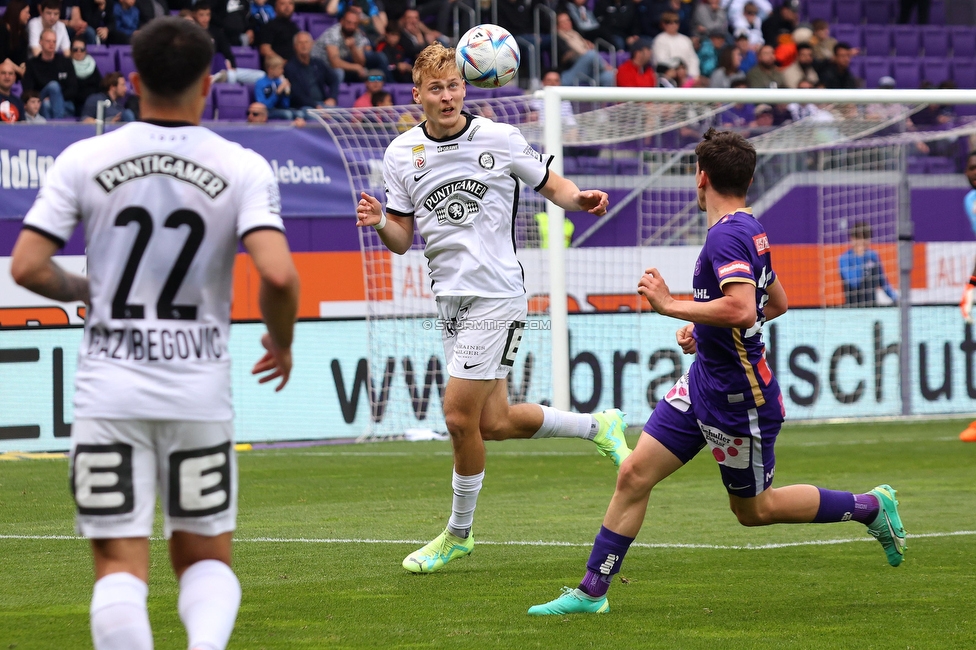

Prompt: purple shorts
[{"left": 642, "top": 396, "right": 783, "bottom": 498}]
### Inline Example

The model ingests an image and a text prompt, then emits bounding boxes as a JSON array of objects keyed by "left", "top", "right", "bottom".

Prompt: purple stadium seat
[
  {"left": 118, "top": 47, "right": 136, "bottom": 79},
  {"left": 231, "top": 47, "right": 260, "bottom": 70},
  {"left": 211, "top": 53, "right": 226, "bottom": 74},
  {"left": 834, "top": 0, "right": 862, "bottom": 24},
  {"left": 613, "top": 158, "right": 640, "bottom": 174},
  {"left": 849, "top": 56, "right": 865, "bottom": 80},
  {"left": 864, "top": 0, "right": 893, "bottom": 24},
  {"left": 465, "top": 86, "right": 493, "bottom": 101},
  {"left": 562, "top": 157, "right": 580, "bottom": 175},
  {"left": 906, "top": 156, "right": 927, "bottom": 174},
  {"left": 807, "top": 0, "right": 834, "bottom": 22},
  {"left": 921, "top": 58, "right": 951, "bottom": 85},
  {"left": 892, "top": 26, "right": 921, "bottom": 57},
  {"left": 833, "top": 25, "right": 863, "bottom": 49},
  {"left": 952, "top": 60, "right": 976, "bottom": 89},
  {"left": 892, "top": 57, "right": 921, "bottom": 89},
  {"left": 291, "top": 13, "right": 308, "bottom": 31},
  {"left": 338, "top": 83, "right": 364, "bottom": 107},
  {"left": 213, "top": 83, "right": 249, "bottom": 120},
  {"left": 11, "top": 81, "right": 21, "bottom": 97},
  {"left": 202, "top": 94, "right": 214, "bottom": 120},
  {"left": 921, "top": 26, "right": 949, "bottom": 57},
  {"left": 88, "top": 47, "right": 116, "bottom": 75},
  {"left": 951, "top": 27, "right": 976, "bottom": 59},
  {"left": 493, "top": 85, "right": 524, "bottom": 98},
  {"left": 927, "top": 157, "right": 956, "bottom": 174},
  {"left": 861, "top": 56, "right": 891, "bottom": 88},
  {"left": 306, "top": 15, "right": 335, "bottom": 40},
  {"left": 930, "top": 0, "right": 945, "bottom": 25},
  {"left": 863, "top": 25, "right": 891, "bottom": 56},
  {"left": 391, "top": 84, "right": 414, "bottom": 106}
]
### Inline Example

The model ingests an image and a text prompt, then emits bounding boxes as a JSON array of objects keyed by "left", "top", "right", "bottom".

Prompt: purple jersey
[{"left": 689, "top": 209, "right": 780, "bottom": 411}]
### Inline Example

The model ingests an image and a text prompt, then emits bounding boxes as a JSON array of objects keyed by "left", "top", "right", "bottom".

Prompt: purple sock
[
  {"left": 578, "top": 526, "right": 634, "bottom": 598},
  {"left": 813, "top": 488, "right": 878, "bottom": 523}
]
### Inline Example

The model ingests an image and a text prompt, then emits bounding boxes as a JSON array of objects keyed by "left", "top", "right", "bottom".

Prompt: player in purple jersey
[{"left": 528, "top": 129, "right": 908, "bottom": 616}]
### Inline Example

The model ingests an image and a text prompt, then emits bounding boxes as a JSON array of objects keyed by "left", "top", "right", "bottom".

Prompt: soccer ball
[{"left": 455, "top": 24, "right": 520, "bottom": 89}]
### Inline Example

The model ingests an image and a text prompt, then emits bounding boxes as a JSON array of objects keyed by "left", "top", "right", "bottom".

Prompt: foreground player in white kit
[
  {"left": 356, "top": 43, "right": 631, "bottom": 574},
  {"left": 11, "top": 17, "right": 299, "bottom": 650}
]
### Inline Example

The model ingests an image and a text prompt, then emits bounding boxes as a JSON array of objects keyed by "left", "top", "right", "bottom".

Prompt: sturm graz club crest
[
  {"left": 478, "top": 152, "right": 495, "bottom": 170},
  {"left": 422, "top": 179, "right": 489, "bottom": 226}
]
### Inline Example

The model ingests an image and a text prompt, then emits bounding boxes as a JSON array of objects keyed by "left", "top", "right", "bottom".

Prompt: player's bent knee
[
  {"left": 478, "top": 418, "right": 507, "bottom": 440},
  {"left": 615, "top": 460, "right": 655, "bottom": 498},
  {"left": 730, "top": 502, "right": 772, "bottom": 527}
]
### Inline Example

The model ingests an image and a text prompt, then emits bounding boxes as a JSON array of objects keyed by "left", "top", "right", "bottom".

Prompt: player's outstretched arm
[
  {"left": 539, "top": 172, "right": 609, "bottom": 216},
  {"left": 639, "top": 267, "right": 756, "bottom": 329},
  {"left": 10, "top": 229, "right": 90, "bottom": 304},
  {"left": 356, "top": 191, "right": 415, "bottom": 255},
  {"left": 243, "top": 229, "right": 300, "bottom": 391}
]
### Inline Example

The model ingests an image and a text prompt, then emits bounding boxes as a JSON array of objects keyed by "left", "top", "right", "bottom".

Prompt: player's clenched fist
[
  {"left": 676, "top": 323, "right": 696, "bottom": 355},
  {"left": 356, "top": 192, "right": 383, "bottom": 228},
  {"left": 638, "top": 267, "right": 674, "bottom": 315},
  {"left": 576, "top": 190, "right": 609, "bottom": 216}
]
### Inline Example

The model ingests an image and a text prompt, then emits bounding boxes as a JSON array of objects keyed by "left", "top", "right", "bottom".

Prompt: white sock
[
  {"left": 532, "top": 406, "right": 597, "bottom": 440},
  {"left": 447, "top": 469, "right": 484, "bottom": 539},
  {"left": 178, "top": 560, "right": 241, "bottom": 650},
  {"left": 90, "top": 572, "right": 153, "bottom": 650}
]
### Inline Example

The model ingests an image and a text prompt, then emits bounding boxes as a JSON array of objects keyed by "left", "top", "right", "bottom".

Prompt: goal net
[{"left": 312, "top": 87, "right": 976, "bottom": 439}]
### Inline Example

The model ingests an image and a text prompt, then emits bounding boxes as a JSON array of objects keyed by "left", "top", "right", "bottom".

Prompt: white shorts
[
  {"left": 69, "top": 419, "right": 237, "bottom": 539},
  {"left": 437, "top": 295, "right": 527, "bottom": 380}
]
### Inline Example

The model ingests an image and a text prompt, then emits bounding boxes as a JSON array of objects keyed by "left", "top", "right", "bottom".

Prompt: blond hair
[{"left": 412, "top": 42, "right": 459, "bottom": 86}]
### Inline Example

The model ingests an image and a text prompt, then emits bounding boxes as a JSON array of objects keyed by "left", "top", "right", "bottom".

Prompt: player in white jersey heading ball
[
  {"left": 356, "top": 42, "right": 632, "bottom": 574},
  {"left": 11, "top": 17, "right": 299, "bottom": 650}
]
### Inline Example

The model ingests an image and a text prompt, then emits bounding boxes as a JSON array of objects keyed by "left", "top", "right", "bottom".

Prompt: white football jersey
[
  {"left": 383, "top": 113, "right": 553, "bottom": 298},
  {"left": 23, "top": 121, "right": 284, "bottom": 421}
]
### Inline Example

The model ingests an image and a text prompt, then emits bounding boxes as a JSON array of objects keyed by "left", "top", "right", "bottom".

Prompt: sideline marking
[{"left": 1, "top": 530, "right": 973, "bottom": 550}]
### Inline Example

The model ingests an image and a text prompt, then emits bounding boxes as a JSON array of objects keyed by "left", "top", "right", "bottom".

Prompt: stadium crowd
[{"left": 0, "top": 0, "right": 964, "bottom": 124}]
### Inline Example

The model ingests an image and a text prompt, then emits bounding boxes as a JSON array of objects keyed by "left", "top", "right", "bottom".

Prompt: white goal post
[{"left": 539, "top": 86, "right": 976, "bottom": 412}]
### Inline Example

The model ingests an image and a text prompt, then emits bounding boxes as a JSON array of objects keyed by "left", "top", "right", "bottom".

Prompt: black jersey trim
[
  {"left": 533, "top": 155, "right": 555, "bottom": 192},
  {"left": 420, "top": 113, "right": 474, "bottom": 143},
  {"left": 386, "top": 207, "right": 415, "bottom": 218},
  {"left": 509, "top": 173, "right": 525, "bottom": 287},
  {"left": 142, "top": 118, "right": 196, "bottom": 128},
  {"left": 22, "top": 224, "right": 66, "bottom": 249},
  {"left": 240, "top": 225, "right": 286, "bottom": 240}
]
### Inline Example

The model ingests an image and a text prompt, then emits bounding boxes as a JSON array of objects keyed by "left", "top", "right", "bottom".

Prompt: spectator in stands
[
  {"left": 246, "top": 101, "right": 269, "bottom": 122},
  {"left": 23, "top": 29, "right": 77, "bottom": 118},
  {"left": 250, "top": 0, "right": 276, "bottom": 34},
  {"left": 734, "top": 30, "right": 756, "bottom": 72},
  {"left": 710, "top": 44, "right": 744, "bottom": 88},
  {"left": 595, "top": 0, "right": 640, "bottom": 51},
  {"left": 0, "top": 59, "right": 25, "bottom": 122},
  {"left": 656, "top": 58, "right": 678, "bottom": 87},
  {"left": 781, "top": 41, "right": 817, "bottom": 89},
  {"left": 840, "top": 222, "right": 898, "bottom": 307},
  {"left": 259, "top": 0, "right": 299, "bottom": 62},
  {"left": 566, "top": 0, "right": 612, "bottom": 46},
  {"left": 352, "top": 68, "right": 385, "bottom": 107},
  {"left": 326, "top": 0, "right": 388, "bottom": 42},
  {"left": 898, "top": 0, "right": 929, "bottom": 25},
  {"left": 193, "top": 2, "right": 264, "bottom": 84},
  {"left": 652, "top": 11, "right": 699, "bottom": 78},
  {"left": 317, "top": 9, "right": 389, "bottom": 82},
  {"left": 761, "top": 0, "right": 796, "bottom": 50},
  {"left": 753, "top": 102, "right": 774, "bottom": 128},
  {"left": 211, "top": 0, "right": 255, "bottom": 47},
  {"left": 673, "top": 59, "right": 695, "bottom": 87},
  {"left": 376, "top": 25, "right": 414, "bottom": 83},
  {"left": 527, "top": 69, "right": 577, "bottom": 127},
  {"left": 20, "top": 89, "right": 46, "bottom": 122},
  {"left": 726, "top": 0, "right": 770, "bottom": 37},
  {"left": 77, "top": 0, "right": 124, "bottom": 45},
  {"left": 371, "top": 89, "right": 392, "bottom": 105},
  {"left": 112, "top": 0, "right": 142, "bottom": 43},
  {"left": 810, "top": 20, "right": 836, "bottom": 65},
  {"left": 819, "top": 42, "right": 858, "bottom": 90},
  {"left": 692, "top": 0, "right": 727, "bottom": 40},
  {"left": 745, "top": 43, "right": 782, "bottom": 88},
  {"left": 80, "top": 70, "right": 134, "bottom": 122},
  {"left": 1, "top": 0, "right": 31, "bottom": 74},
  {"left": 70, "top": 38, "right": 101, "bottom": 116},
  {"left": 733, "top": 2, "right": 763, "bottom": 48},
  {"left": 631, "top": 0, "right": 659, "bottom": 39},
  {"left": 28, "top": 0, "right": 71, "bottom": 58},
  {"left": 788, "top": 79, "right": 834, "bottom": 121},
  {"left": 555, "top": 11, "right": 616, "bottom": 87},
  {"left": 254, "top": 55, "right": 299, "bottom": 119},
  {"left": 399, "top": 8, "right": 442, "bottom": 51},
  {"left": 287, "top": 31, "right": 340, "bottom": 109},
  {"left": 719, "top": 78, "right": 754, "bottom": 127},
  {"left": 698, "top": 28, "right": 727, "bottom": 78},
  {"left": 136, "top": 0, "right": 171, "bottom": 25},
  {"left": 617, "top": 39, "right": 656, "bottom": 87}
]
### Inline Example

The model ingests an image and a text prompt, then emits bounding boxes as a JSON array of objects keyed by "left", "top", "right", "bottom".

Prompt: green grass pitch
[{"left": 1, "top": 419, "right": 974, "bottom": 649}]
